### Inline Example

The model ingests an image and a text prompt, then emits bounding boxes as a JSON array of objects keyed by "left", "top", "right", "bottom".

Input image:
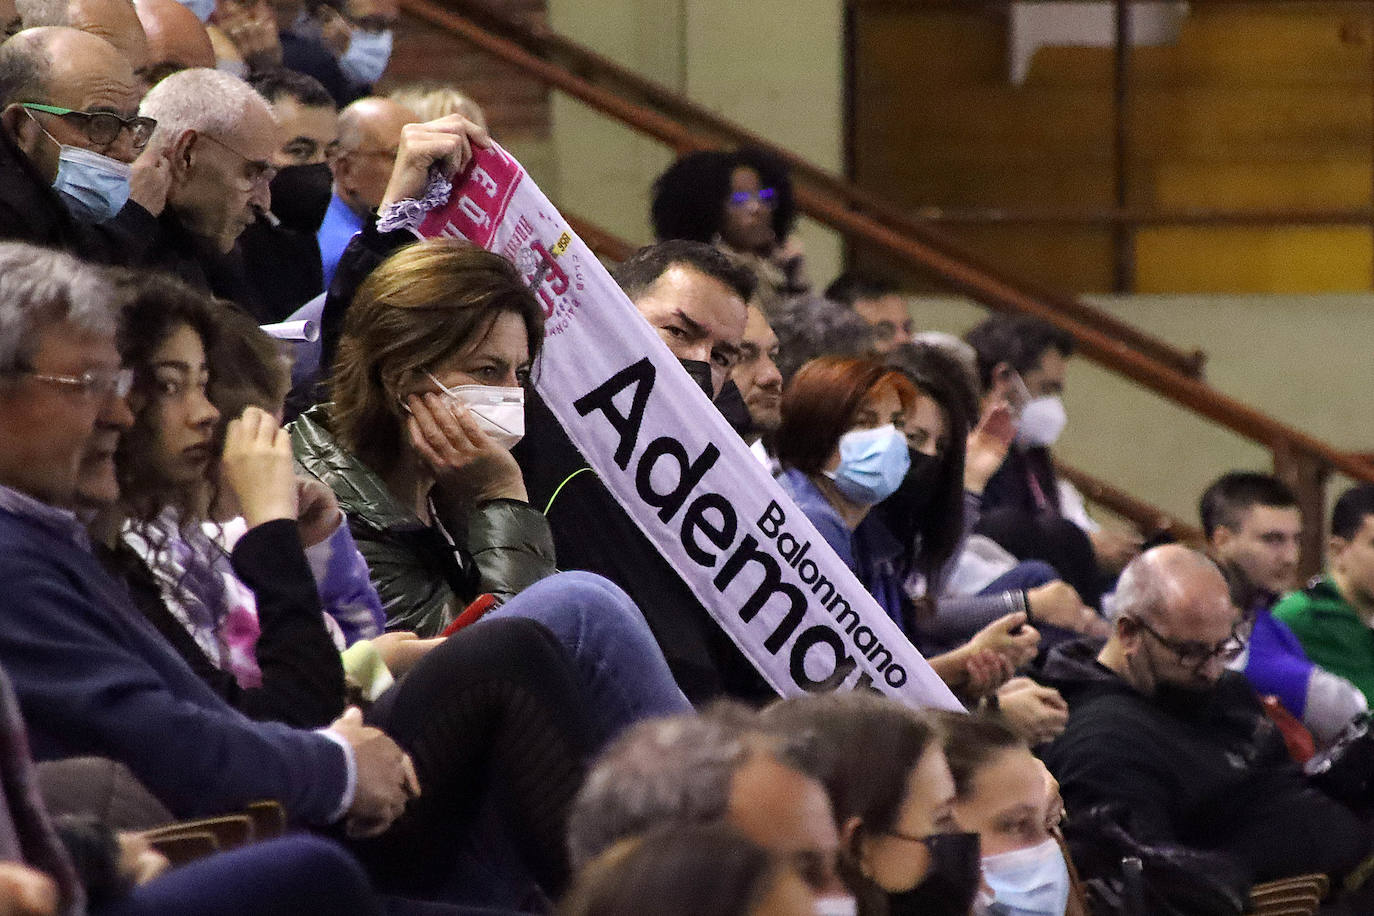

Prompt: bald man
[
  {"left": 0, "top": 27, "right": 168, "bottom": 257},
  {"left": 317, "top": 94, "right": 412, "bottom": 286},
  {"left": 15, "top": 0, "right": 148, "bottom": 71},
  {"left": 132, "top": 0, "right": 214, "bottom": 89},
  {"left": 1036, "top": 545, "right": 1372, "bottom": 889}
]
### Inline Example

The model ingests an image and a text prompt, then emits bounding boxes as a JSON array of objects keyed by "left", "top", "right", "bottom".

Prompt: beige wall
[
  {"left": 908, "top": 294, "right": 1374, "bottom": 528},
  {"left": 546, "top": 0, "right": 845, "bottom": 282}
]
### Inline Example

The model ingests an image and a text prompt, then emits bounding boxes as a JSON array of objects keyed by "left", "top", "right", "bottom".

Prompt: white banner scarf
[{"left": 413, "top": 145, "right": 962, "bottom": 711}]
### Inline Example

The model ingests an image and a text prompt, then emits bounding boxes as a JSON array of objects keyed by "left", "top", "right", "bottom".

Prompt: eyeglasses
[
  {"left": 21, "top": 103, "right": 157, "bottom": 150},
  {"left": 727, "top": 187, "right": 777, "bottom": 209},
  {"left": 1130, "top": 616, "right": 1246, "bottom": 676},
  {"left": 196, "top": 132, "right": 277, "bottom": 188},
  {"left": 15, "top": 367, "right": 133, "bottom": 399}
]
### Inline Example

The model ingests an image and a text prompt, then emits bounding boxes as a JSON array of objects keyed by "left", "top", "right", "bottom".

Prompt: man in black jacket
[
  {"left": 1036, "top": 544, "right": 1371, "bottom": 887},
  {"left": 0, "top": 27, "right": 168, "bottom": 261}
]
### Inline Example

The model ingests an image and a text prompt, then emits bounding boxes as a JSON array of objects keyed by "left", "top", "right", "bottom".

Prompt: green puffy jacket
[{"left": 289, "top": 405, "right": 557, "bottom": 637}]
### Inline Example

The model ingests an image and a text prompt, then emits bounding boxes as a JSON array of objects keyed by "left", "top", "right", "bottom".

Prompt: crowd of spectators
[{"left": 0, "top": 1, "right": 1371, "bottom": 914}]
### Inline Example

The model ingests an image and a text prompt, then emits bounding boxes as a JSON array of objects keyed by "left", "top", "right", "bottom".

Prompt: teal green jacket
[{"left": 1272, "top": 577, "right": 1374, "bottom": 705}]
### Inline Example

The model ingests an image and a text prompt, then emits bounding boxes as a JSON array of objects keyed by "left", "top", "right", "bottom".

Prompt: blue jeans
[
  {"left": 490, "top": 571, "right": 692, "bottom": 742},
  {"left": 977, "top": 559, "right": 1060, "bottom": 596}
]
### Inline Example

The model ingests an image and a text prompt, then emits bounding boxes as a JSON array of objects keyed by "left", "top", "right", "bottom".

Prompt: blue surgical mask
[
  {"left": 53, "top": 145, "right": 131, "bottom": 223},
  {"left": 980, "top": 838, "right": 1072, "bottom": 916},
  {"left": 176, "top": 0, "right": 215, "bottom": 22},
  {"left": 339, "top": 29, "right": 393, "bottom": 86},
  {"left": 824, "top": 423, "right": 911, "bottom": 505}
]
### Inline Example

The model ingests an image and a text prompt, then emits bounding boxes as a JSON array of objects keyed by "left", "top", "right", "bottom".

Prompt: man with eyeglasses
[
  {"left": 0, "top": 27, "right": 173, "bottom": 259},
  {"left": 136, "top": 65, "right": 279, "bottom": 304},
  {"left": 1035, "top": 544, "right": 1373, "bottom": 890},
  {"left": 318, "top": 94, "right": 413, "bottom": 288}
]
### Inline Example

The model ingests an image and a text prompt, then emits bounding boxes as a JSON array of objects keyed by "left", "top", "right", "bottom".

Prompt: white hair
[
  {"left": 139, "top": 67, "right": 271, "bottom": 149},
  {"left": 0, "top": 244, "right": 115, "bottom": 374}
]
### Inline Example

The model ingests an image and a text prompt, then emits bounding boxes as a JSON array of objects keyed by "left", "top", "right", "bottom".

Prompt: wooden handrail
[
  {"left": 423, "top": 0, "right": 1206, "bottom": 379},
  {"left": 569, "top": 210, "right": 1209, "bottom": 542},
  {"left": 396, "top": 0, "right": 1374, "bottom": 573}
]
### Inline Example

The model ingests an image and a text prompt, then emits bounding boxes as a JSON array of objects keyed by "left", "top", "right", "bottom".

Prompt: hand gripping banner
[{"left": 415, "top": 145, "right": 962, "bottom": 711}]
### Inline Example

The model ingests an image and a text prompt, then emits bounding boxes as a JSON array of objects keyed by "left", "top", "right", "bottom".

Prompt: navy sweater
[{"left": 0, "top": 507, "right": 348, "bottom": 825}]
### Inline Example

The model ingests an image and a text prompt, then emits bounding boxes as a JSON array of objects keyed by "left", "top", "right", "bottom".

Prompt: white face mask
[
  {"left": 812, "top": 895, "right": 858, "bottom": 916},
  {"left": 1015, "top": 395, "right": 1066, "bottom": 447},
  {"left": 426, "top": 372, "right": 525, "bottom": 449},
  {"left": 980, "top": 837, "right": 1071, "bottom": 916},
  {"left": 52, "top": 144, "right": 131, "bottom": 223}
]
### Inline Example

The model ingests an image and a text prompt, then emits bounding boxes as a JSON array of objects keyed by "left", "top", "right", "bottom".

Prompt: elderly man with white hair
[{"left": 136, "top": 66, "right": 277, "bottom": 301}]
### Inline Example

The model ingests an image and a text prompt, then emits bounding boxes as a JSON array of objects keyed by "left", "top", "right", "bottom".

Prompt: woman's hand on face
[
  {"left": 381, "top": 115, "right": 493, "bottom": 210},
  {"left": 406, "top": 392, "right": 527, "bottom": 510},
  {"left": 221, "top": 407, "right": 298, "bottom": 528}
]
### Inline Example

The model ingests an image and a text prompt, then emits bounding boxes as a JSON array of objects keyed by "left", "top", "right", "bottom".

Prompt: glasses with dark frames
[
  {"left": 1130, "top": 615, "right": 1246, "bottom": 676},
  {"left": 21, "top": 103, "right": 156, "bottom": 149}
]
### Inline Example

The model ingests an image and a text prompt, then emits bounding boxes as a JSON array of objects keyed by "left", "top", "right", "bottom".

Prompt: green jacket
[
  {"left": 289, "top": 405, "right": 557, "bottom": 637},
  {"left": 1272, "top": 577, "right": 1374, "bottom": 705}
]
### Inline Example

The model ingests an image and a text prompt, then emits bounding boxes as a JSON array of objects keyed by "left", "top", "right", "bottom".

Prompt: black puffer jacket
[
  {"left": 1034, "top": 640, "right": 1371, "bottom": 885},
  {"left": 290, "top": 405, "right": 556, "bottom": 637}
]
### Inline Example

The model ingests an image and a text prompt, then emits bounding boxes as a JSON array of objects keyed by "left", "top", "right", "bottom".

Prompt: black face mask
[
  {"left": 886, "top": 832, "right": 983, "bottom": 916},
  {"left": 268, "top": 162, "right": 333, "bottom": 233},
  {"left": 678, "top": 358, "right": 714, "bottom": 400},
  {"left": 883, "top": 448, "right": 943, "bottom": 519},
  {"left": 1153, "top": 679, "right": 1222, "bottom": 722}
]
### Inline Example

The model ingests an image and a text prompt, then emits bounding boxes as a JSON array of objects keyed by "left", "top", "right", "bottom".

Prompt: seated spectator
[
  {"left": 330, "top": 0, "right": 394, "bottom": 95},
  {"left": 1201, "top": 471, "right": 1364, "bottom": 744},
  {"left": 131, "top": 0, "right": 215, "bottom": 88},
  {"left": 825, "top": 273, "right": 912, "bottom": 354},
  {"left": 651, "top": 148, "right": 807, "bottom": 309},
  {"left": 881, "top": 341, "right": 1103, "bottom": 656},
  {"left": 566, "top": 706, "right": 848, "bottom": 907},
  {"left": 0, "top": 27, "right": 166, "bottom": 256},
  {"left": 0, "top": 242, "right": 571, "bottom": 905},
  {"left": 291, "top": 236, "right": 692, "bottom": 732},
  {"left": 941, "top": 712, "right": 1082, "bottom": 916},
  {"left": 136, "top": 67, "right": 278, "bottom": 304},
  {"left": 263, "top": 0, "right": 350, "bottom": 104},
  {"left": 240, "top": 67, "right": 337, "bottom": 319},
  {"left": 765, "top": 293, "right": 874, "bottom": 383},
  {"left": 560, "top": 824, "right": 816, "bottom": 916},
  {"left": 1273, "top": 483, "right": 1374, "bottom": 708},
  {"left": 759, "top": 692, "right": 982, "bottom": 916},
  {"left": 966, "top": 315, "right": 1141, "bottom": 607},
  {"left": 389, "top": 81, "right": 486, "bottom": 129},
  {"left": 15, "top": 0, "right": 149, "bottom": 72},
  {"left": 1037, "top": 545, "right": 1371, "bottom": 887},
  {"left": 0, "top": 660, "right": 396, "bottom": 916},
  {"left": 731, "top": 303, "right": 783, "bottom": 458},
  {"left": 318, "top": 94, "right": 412, "bottom": 289},
  {"left": 774, "top": 354, "right": 1039, "bottom": 698},
  {"left": 509, "top": 240, "right": 771, "bottom": 702}
]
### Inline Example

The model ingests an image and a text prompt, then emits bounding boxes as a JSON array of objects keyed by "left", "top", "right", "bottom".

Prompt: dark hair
[
  {"left": 760, "top": 692, "right": 941, "bottom": 913},
  {"left": 612, "top": 239, "right": 757, "bottom": 304},
  {"left": 1333, "top": 483, "right": 1374, "bottom": 541},
  {"left": 937, "top": 711, "right": 1025, "bottom": 801},
  {"left": 560, "top": 823, "right": 788, "bottom": 916},
  {"left": 825, "top": 272, "right": 899, "bottom": 308},
  {"left": 964, "top": 315, "right": 1075, "bottom": 393},
  {"left": 0, "top": 31, "right": 49, "bottom": 107},
  {"left": 881, "top": 342, "right": 976, "bottom": 592},
  {"left": 207, "top": 306, "right": 291, "bottom": 425},
  {"left": 330, "top": 238, "right": 544, "bottom": 477},
  {"left": 775, "top": 356, "right": 915, "bottom": 476},
  {"left": 112, "top": 271, "right": 221, "bottom": 522},
  {"left": 1198, "top": 471, "right": 1298, "bottom": 540},
  {"left": 248, "top": 67, "right": 335, "bottom": 109},
  {"left": 768, "top": 295, "right": 875, "bottom": 383},
  {"left": 650, "top": 148, "right": 796, "bottom": 248}
]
